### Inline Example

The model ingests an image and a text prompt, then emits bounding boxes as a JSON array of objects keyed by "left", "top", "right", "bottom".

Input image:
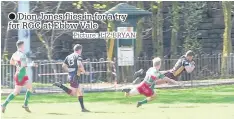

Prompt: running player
[
  {"left": 162, "top": 50, "right": 195, "bottom": 81},
  {"left": 122, "top": 57, "right": 182, "bottom": 108},
  {"left": 1, "top": 40, "right": 38, "bottom": 113},
  {"left": 53, "top": 44, "right": 90, "bottom": 112}
]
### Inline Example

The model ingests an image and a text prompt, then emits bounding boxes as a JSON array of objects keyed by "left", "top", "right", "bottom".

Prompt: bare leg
[
  {"left": 137, "top": 93, "right": 157, "bottom": 108},
  {"left": 146, "top": 94, "right": 157, "bottom": 102},
  {"left": 132, "top": 77, "right": 142, "bottom": 84},
  {"left": 2, "top": 85, "right": 22, "bottom": 113},
  {"left": 69, "top": 87, "right": 77, "bottom": 96},
  {"left": 23, "top": 82, "right": 33, "bottom": 113},
  {"left": 126, "top": 88, "right": 140, "bottom": 97},
  {"left": 53, "top": 82, "right": 74, "bottom": 96},
  {"left": 77, "top": 86, "right": 90, "bottom": 112}
]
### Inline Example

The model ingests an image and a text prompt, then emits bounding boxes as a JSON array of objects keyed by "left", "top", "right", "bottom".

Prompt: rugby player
[
  {"left": 162, "top": 50, "right": 195, "bottom": 81},
  {"left": 53, "top": 44, "right": 90, "bottom": 112},
  {"left": 1, "top": 40, "right": 38, "bottom": 113},
  {"left": 122, "top": 57, "right": 182, "bottom": 108}
]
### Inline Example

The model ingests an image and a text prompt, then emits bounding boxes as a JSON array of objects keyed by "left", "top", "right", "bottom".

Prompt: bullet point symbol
[{"left": 8, "top": 12, "right": 16, "bottom": 20}]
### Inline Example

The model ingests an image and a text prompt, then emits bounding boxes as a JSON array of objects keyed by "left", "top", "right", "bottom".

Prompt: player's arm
[
  {"left": 184, "top": 60, "right": 195, "bottom": 73},
  {"left": 26, "top": 62, "right": 38, "bottom": 67},
  {"left": 155, "top": 75, "right": 181, "bottom": 85},
  {"left": 77, "top": 59, "right": 86, "bottom": 74},
  {"left": 77, "top": 57, "right": 89, "bottom": 75},
  {"left": 162, "top": 77, "right": 178, "bottom": 85},
  {"left": 154, "top": 72, "right": 178, "bottom": 85},
  {"left": 159, "top": 70, "right": 167, "bottom": 74},
  {"left": 78, "top": 62, "right": 85, "bottom": 73},
  {"left": 10, "top": 55, "right": 15, "bottom": 65},
  {"left": 25, "top": 57, "right": 38, "bottom": 67},
  {"left": 62, "top": 63, "right": 69, "bottom": 72},
  {"left": 62, "top": 57, "right": 69, "bottom": 72}
]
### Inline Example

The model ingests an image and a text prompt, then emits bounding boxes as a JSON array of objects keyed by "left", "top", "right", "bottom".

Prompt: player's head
[
  {"left": 152, "top": 57, "right": 161, "bottom": 70},
  {"left": 185, "top": 50, "right": 194, "bottom": 61},
  {"left": 73, "top": 44, "right": 82, "bottom": 54},
  {"left": 16, "top": 40, "right": 25, "bottom": 51}
]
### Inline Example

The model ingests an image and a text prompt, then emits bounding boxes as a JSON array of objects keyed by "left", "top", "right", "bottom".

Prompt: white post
[{"left": 18, "top": 1, "right": 32, "bottom": 84}]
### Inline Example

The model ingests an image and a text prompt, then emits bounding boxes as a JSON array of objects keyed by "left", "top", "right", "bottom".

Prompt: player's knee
[
  {"left": 77, "top": 88, "right": 83, "bottom": 96},
  {"left": 150, "top": 94, "right": 157, "bottom": 100},
  {"left": 77, "top": 91, "right": 83, "bottom": 96},
  {"left": 70, "top": 91, "right": 76, "bottom": 96},
  {"left": 12, "top": 92, "right": 19, "bottom": 96},
  {"left": 13, "top": 90, "right": 20, "bottom": 95}
]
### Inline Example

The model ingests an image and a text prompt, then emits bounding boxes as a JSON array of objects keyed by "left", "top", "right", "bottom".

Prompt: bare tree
[
  {"left": 221, "top": 1, "right": 233, "bottom": 76},
  {"left": 136, "top": 1, "right": 144, "bottom": 57},
  {"left": 170, "top": 1, "right": 180, "bottom": 58},
  {"left": 1, "top": 1, "right": 18, "bottom": 61},
  {"left": 181, "top": 2, "right": 206, "bottom": 54}
]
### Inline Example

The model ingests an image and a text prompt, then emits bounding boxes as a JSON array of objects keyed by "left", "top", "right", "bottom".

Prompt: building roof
[{"left": 104, "top": 3, "right": 151, "bottom": 16}]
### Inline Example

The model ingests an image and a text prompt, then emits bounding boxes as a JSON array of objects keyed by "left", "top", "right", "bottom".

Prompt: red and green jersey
[
  {"left": 142, "top": 67, "right": 165, "bottom": 87},
  {"left": 12, "top": 51, "right": 28, "bottom": 84},
  {"left": 137, "top": 67, "right": 165, "bottom": 97}
]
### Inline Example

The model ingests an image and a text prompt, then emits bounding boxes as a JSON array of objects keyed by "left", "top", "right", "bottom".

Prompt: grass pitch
[
  {"left": 1, "top": 85, "right": 234, "bottom": 119},
  {"left": 1, "top": 103, "right": 234, "bottom": 119}
]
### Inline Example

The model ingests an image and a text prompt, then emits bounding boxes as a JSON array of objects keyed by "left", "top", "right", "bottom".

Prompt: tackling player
[
  {"left": 122, "top": 57, "right": 182, "bottom": 108},
  {"left": 1, "top": 40, "right": 38, "bottom": 113},
  {"left": 53, "top": 44, "right": 90, "bottom": 112}
]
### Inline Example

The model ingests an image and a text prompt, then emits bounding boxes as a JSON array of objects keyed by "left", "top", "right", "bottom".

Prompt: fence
[
  {"left": 1, "top": 53, "right": 234, "bottom": 94},
  {"left": 1, "top": 59, "right": 117, "bottom": 93},
  {"left": 134, "top": 53, "right": 234, "bottom": 81}
]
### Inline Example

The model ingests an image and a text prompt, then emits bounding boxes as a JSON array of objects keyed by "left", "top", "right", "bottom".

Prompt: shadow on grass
[
  {"left": 158, "top": 105, "right": 198, "bottom": 108},
  {"left": 46, "top": 112, "right": 69, "bottom": 115},
  {"left": 90, "top": 111, "right": 135, "bottom": 114},
  {"left": 1, "top": 117, "right": 19, "bottom": 118}
]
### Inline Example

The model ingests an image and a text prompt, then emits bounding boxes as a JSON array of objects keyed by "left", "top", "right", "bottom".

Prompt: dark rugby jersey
[
  {"left": 64, "top": 53, "right": 82, "bottom": 75},
  {"left": 171, "top": 55, "right": 192, "bottom": 77}
]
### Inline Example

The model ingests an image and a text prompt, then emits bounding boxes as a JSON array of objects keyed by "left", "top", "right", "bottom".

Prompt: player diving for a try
[
  {"left": 133, "top": 50, "right": 195, "bottom": 84},
  {"left": 161, "top": 50, "right": 195, "bottom": 81},
  {"left": 122, "top": 57, "right": 183, "bottom": 108},
  {"left": 1, "top": 40, "right": 38, "bottom": 113},
  {"left": 53, "top": 44, "right": 90, "bottom": 112}
]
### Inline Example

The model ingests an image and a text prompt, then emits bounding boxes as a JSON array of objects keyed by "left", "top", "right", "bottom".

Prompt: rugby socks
[
  {"left": 78, "top": 96, "right": 85, "bottom": 109},
  {"left": 138, "top": 99, "right": 148, "bottom": 105},
  {"left": 2, "top": 93, "right": 15, "bottom": 107},
  {"left": 57, "top": 84, "right": 72, "bottom": 94},
  {"left": 24, "top": 91, "right": 32, "bottom": 106}
]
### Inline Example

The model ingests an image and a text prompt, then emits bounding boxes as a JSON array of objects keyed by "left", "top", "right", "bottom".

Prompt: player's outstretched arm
[
  {"left": 163, "top": 77, "right": 179, "bottom": 85},
  {"left": 27, "top": 61, "right": 38, "bottom": 67},
  {"left": 159, "top": 70, "right": 168, "bottom": 74},
  {"left": 156, "top": 77, "right": 184, "bottom": 87}
]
